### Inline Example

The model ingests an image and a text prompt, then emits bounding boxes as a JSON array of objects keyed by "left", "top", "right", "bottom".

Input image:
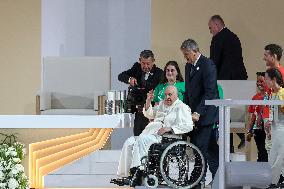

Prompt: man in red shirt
[{"left": 263, "top": 44, "right": 284, "bottom": 81}]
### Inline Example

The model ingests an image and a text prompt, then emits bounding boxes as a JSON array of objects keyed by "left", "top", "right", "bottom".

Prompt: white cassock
[
  {"left": 117, "top": 99, "right": 194, "bottom": 176},
  {"left": 269, "top": 104, "right": 284, "bottom": 184}
]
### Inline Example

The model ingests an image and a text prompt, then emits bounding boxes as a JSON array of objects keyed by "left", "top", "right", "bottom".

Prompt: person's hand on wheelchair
[
  {"left": 192, "top": 112, "right": 200, "bottom": 122},
  {"left": 157, "top": 127, "right": 172, "bottom": 136}
]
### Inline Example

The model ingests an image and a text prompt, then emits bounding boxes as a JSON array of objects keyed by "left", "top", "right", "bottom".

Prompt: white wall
[
  {"left": 42, "top": 0, "right": 151, "bottom": 90},
  {"left": 85, "top": 0, "right": 151, "bottom": 90},
  {"left": 41, "top": 0, "right": 85, "bottom": 57}
]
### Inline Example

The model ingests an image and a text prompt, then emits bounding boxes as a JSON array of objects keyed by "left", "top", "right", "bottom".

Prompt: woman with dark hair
[
  {"left": 265, "top": 68, "right": 284, "bottom": 187},
  {"left": 153, "top": 61, "right": 185, "bottom": 104}
]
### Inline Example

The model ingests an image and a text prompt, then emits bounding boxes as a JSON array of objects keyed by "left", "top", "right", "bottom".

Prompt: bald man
[
  {"left": 209, "top": 15, "right": 247, "bottom": 153},
  {"left": 209, "top": 15, "right": 247, "bottom": 80},
  {"left": 116, "top": 86, "right": 194, "bottom": 185}
]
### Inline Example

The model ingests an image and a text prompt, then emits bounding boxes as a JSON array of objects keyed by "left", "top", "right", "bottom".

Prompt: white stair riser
[
  {"left": 90, "top": 150, "right": 121, "bottom": 162},
  {"left": 90, "top": 162, "right": 118, "bottom": 174},
  {"left": 51, "top": 161, "right": 118, "bottom": 175},
  {"left": 45, "top": 174, "right": 122, "bottom": 187},
  {"left": 51, "top": 155, "right": 91, "bottom": 174},
  {"left": 50, "top": 150, "right": 121, "bottom": 175}
]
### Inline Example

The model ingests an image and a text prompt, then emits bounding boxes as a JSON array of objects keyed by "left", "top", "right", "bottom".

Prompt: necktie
[{"left": 190, "top": 65, "right": 195, "bottom": 77}]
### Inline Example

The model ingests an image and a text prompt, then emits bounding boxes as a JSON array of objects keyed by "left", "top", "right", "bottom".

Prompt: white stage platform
[{"left": 0, "top": 113, "right": 134, "bottom": 128}]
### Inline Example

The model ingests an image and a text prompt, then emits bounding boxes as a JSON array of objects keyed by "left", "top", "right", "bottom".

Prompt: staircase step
[
  {"left": 50, "top": 150, "right": 121, "bottom": 175},
  {"left": 230, "top": 152, "right": 246, "bottom": 161},
  {"left": 91, "top": 150, "right": 121, "bottom": 162},
  {"left": 51, "top": 155, "right": 91, "bottom": 174},
  {"left": 45, "top": 149, "right": 222, "bottom": 187},
  {"left": 44, "top": 174, "right": 126, "bottom": 187},
  {"left": 90, "top": 162, "right": 118, "bottom": 174}
]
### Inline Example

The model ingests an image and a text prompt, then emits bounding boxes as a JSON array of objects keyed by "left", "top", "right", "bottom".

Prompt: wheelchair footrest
[
  {"left": 110, "top": 177, "right": 130, "bottom": 186},
  {"left": 135, "top": 186, "right": 172, "bottom": 189}
]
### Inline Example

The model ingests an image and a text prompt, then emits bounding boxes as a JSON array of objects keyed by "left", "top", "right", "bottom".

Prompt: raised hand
[
  {"left": 147, "top": 89, "right": 154, "bottom": 101},
  {"left": 145, "top": 89, "right": 154, "bottom": 110}
]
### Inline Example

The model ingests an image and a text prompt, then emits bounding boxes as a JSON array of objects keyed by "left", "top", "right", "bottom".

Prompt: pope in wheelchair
[{"left": 111, "top": 86, "right": 205, "bottom": 188}]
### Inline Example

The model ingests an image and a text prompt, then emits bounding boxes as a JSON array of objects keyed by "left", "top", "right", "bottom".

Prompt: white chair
[{"left": 36, "top": 57, "right": 111, "bottom": 115}]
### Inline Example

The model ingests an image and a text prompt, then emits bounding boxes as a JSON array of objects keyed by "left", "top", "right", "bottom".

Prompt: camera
[{"left": 125, "top": 86, "right": 147, "bottom": 113}]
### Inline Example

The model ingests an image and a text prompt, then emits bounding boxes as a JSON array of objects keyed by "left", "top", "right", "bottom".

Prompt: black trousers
[
  {"left": 190, "top": 124, "right": 219, "bottom": 180},
  {"left": 254, "top": 128, "right": 268, "bottom": 162},
  {"left": 230, "top": 133, "right": 245, "bottom": 153},
  {"left": 133, "top": 112, "right": 149, "bottom": 136}
]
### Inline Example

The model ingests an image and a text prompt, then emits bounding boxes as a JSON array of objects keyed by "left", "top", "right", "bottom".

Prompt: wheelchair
[{"left": 111, "top": 135, "right": 205, "bottom": 188}]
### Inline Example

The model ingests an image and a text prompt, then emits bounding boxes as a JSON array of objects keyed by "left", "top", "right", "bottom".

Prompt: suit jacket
[
  {"left": 184, "top": 55, "right": 218, "bottom": 126},
  {"left": 210, "top": 27, "right": 248, "bottom": 80},
  {"left": 118, "top": 62, "right": 163, "bottom": 93}
]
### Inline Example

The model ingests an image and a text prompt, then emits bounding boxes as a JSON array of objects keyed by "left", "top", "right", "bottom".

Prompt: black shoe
[
  {"left": 130, "top": 168, "right": 143, "bottom": 187},
  {"left": 267, "top": 183, "right": 277, "bottom": 188},
  {"left": 192, "top": 183, "right": 201, "bottom": 189},
  {"left": 279, "top": 174, "right": 284, "bottom": 184},
  {"left": 278, "top": 183, "right": 284, "bottom": 188},
  {"left": 110, "top": 177, "right": 130, "bottom": 186},
  {"left": 238, "top": 138, "right": 245, "bottom": 149},
  {"left": 129, "top": 167, "right": 138, "bottom": 177}
]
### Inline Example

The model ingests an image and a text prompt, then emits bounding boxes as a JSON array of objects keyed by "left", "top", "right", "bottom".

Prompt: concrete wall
[
  {"left": 41, "top": 0, "right": 85, "bottom": 57},
  {"left": 85, "top": 0, "right": 151, "bottom": 90}
]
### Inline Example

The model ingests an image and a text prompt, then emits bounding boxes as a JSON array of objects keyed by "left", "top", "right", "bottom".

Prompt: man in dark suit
[
  {"left": 209, "top": 15, "right": 247, "bottom": 151},
  {"left": 209, "top": 15, "right": 247, "bottom": 80},
  {"left": 118, "top": 50, "right": 163, "bottom": 136},
  {"left": 180, "top": 39, "right": 219, "bottom": 188}
]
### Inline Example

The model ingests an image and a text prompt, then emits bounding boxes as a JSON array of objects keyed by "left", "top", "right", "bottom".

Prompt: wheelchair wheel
[
  {"left": 143, "top": 174, "right": 159, "bottom": 188},
  {"left": 159, "top": 141, "right": 205, "bottom": 189}
]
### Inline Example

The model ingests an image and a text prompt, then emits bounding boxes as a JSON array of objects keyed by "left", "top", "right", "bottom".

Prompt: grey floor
[{"left": 45, "top": 150, "right": 247, "bottom": 188}]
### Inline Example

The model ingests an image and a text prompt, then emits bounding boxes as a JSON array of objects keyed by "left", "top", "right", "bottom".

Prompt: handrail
[{"left": 205, "top": 99, "right": 284, "bottom": 189}]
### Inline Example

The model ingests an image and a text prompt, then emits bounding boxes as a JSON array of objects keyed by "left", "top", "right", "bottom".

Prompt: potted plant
[{"left": 0, "top": 133, "right": 29, "bottom": 189}]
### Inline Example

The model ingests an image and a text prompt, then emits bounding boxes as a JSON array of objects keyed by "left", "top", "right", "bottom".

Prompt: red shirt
[
  {"left": 248, "top": 93, "right": 269, "bottom": 119},
  {"left": 277, "top": 65, "right": 284, "bottom": 82}
]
